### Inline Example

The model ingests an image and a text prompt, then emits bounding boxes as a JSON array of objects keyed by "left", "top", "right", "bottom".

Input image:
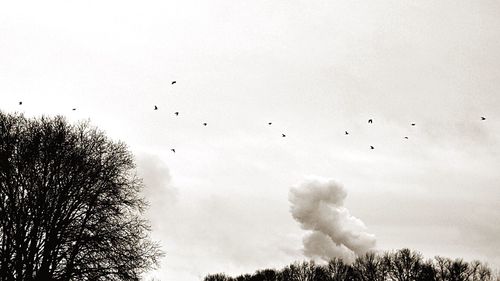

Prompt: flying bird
[
  {"left": 282, "top": 134, "right": 286, "bottom": 137},
  {"left": 481, "top": 117, "right": 486, "bottom": 120},
  {"left": 404, "top": 136, "right": 409, "bottom": 139},
  {"left": 171, "top": 81, "right": 176, "bottom": 85},
  {"left": 19, "top": 101, "right": 22, "bottom": 105},
  {"left": 368, "top": 119, "right": 373, "bottom": 124},
  {"left": 370, "top": 145, "right": 374, "bottom": 149},
  {"left": 174, "top": 112, "right": 179, "bottom": 116},
  {"left": 345, "top": 131, "right": 349, "bottom": 135},
  {"left": 72, "top": 108, "right": 76, "bottom": 111},
  {"left": 268, "top": 122, "right": 272, "bottom": 125},
  {"left": 411, "top": 123, "right": 416, "bottom": 126},
  {"left": 203, "top": 123, "right": 207, "bottom": 126},
  {"left": 154, "top": 105, "right": 158, "bottom": 110},
  {"left": 171, "top": 149, "right": 176, "bottom": 153}
]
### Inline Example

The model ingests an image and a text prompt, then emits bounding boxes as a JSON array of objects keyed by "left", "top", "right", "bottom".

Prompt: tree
[
  {"left": 324, "top": 258, "right": 355, "bottom": 281},
  {"left": 252, "top": 269, "right": 278, "bottom": 281},
  {"left": 434, "top": 257, "right": 481, "bottom": 281},
  {"left": 387, "top": 248, "right": 427, "bottom": 281},
  {"left": 467, "top": 260, "right": 492, "bottom": 281},
  {"left": 234, "top": 274, "right": 252, "bottom": 281},
  {"left": 278, "top": 261, "right": 317, "bottom": 281},
  {"left": 448, "top": 259, "right": 472, "bottom": 281},
  {"left": 0, "top": 112, "right": 163, "bottom": 281},
  {"left": 203, "top": 273, "right": 233, "bottom": 281},
  {"left": 352, "top": 252, "right": 388, "bottom": 281}
]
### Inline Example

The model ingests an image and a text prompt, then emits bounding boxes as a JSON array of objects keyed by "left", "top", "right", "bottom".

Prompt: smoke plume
[{"left": 289, "top": 177, "right": 376, "bottom": 262}]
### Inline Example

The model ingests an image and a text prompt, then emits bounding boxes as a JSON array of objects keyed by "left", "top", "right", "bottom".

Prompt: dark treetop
[{"left": 0, "top": 112, "right": 163, "bottom": 281}]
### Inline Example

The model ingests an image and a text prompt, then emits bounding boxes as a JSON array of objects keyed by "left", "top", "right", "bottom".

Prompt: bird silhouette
[
  {"left": 404, "top": 137, "right": 409, "bottom": 139},
  {"left": 345, "top": 131, "right": 349, "bottom": 135},
  {"left": 368, "top": 119, "right": 373, "bottom": 123},
  {"left": 370, "top": 145, "right": 374, "bottom": 149},
  {"left": 481, "top": 117, "right": 486, "bottom": 120},
  {"left": 174, "top": 112, "right": 179, "bottom": 116},
  {"left": 19, "top": 101, "right": 22, "bottom": 105},
  {"left": 72, "top": 108, "right": 76, "bottom": 111},
  {"left": 154, "top": 105, "right": 158, "bottom": 110},
  {"left": 282, "top": 134, "right": 286, "bottom": 137},
  {"left": 171, "top": 81, "right": 176, "bottom": 85},
  {"left": 411, "top": 123, "right": 416, "bottom": 126},
  {"left": 268, "top": 122, "right": 272, "bottom": 125},
  {"left": 171, "top": 149, "right": 176, "bottom": 153},
  {"left": 203, "top": 123, "right": 207, "bottom": 126}
]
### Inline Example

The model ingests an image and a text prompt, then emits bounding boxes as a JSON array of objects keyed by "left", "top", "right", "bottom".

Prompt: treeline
[{"left": 203, "top": 248, "right": 498, "bottom": 281}]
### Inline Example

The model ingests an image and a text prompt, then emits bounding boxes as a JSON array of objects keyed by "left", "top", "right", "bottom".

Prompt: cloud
[
  {"left": 303, "top": 232, "right": 356, "bottom": 263},
  {"left": 135, "top": 153, "right": 178, "bottom": 230},
  {"left": 289, "top": 176, "right": 376, "bottom": 262}
]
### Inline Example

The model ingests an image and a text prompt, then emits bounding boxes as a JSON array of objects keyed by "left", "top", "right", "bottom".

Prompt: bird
[
  {"left": 370, "top": 145, "right": 374, "bottom": 149},
  {"left": 171, "top": 149, "right": 176, "bottom": 153},
  {"left": 411, "top": 123, "right": 416, "bottom": 126},
  {"left": 481, "top": 117, "right": 486, "bottom": 120},
  {"left": 282, "top": 134, "right": 286, "bottom": 137},
  {"left": 368, "top": 119, "right": 373, "bottom": 124},
  {"left": 19, "top": 101, "right": 22, "bottom": 105},
  {"left": 268, "top": 122, "right": 272, "bottom": 125},
  {"left": 171, "top": 81, "right": 176, "bottom": 85},
  {"left": 154, "top": 105, "right": 158, "bottom": 110},
  {"left": 203, "top": 123, "right": 207, "bottom": 126},
  {"left": 345, "top": 131, "right": 349, "bottom": 135},
  {"left": 72, "top": 108, "right": 76, "bottom": 111},
  {"left": 174, "top": 112, "right": 179, "bottom": 116},
  {"left": 404, "top": 136, "right": 409, "bottom": 139}
]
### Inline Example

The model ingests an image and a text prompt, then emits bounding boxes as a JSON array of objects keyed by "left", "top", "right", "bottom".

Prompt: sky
[{"left": 1, "top": 0, "right": 500, "bottom": 280}]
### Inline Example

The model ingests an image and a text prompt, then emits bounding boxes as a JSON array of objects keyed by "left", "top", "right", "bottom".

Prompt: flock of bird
[{"left": 17, "top": 80, "right": 488, "bottom": 154}]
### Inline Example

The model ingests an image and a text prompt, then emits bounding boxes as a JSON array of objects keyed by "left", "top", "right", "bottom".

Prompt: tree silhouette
[
  {"left": 387, "top": 248, "right": 426, "bottom": 281},
  {"left": 324, "top": 257, "right": 355, "bottom": 281},
  {"left": 203, "top": 249, "right": 498, "bottom": 281},
  {"left": 204, "top": 273, "right": 233, "bottom": 281},
  {"left": 353, "top": 252, "right": 388, "bottom": 281},
  {"left": 253, "top": 269, "right": 278, "bottom": 281},
  {"left": 0, "top": 112, "right": 162, "bottom": 281}
]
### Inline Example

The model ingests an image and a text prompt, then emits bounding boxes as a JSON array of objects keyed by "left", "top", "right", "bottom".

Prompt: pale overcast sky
[{"left": 1, "top": 0, "right": 500, "bottom": 280}]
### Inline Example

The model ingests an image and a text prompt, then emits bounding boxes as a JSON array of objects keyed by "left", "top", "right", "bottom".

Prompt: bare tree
[
  {"left": 324, "top": 257, "right": 355, "bottom": 281},
  {"left": 387, "top": 248, "right": 428, "bottom": 281},
  {"left": 353, "top": 252, "right": 388, "bottom": 281},
  {"left": 0, "top": 112, "right": 162, "bottom": 281},
  {"left": 434, "top": 257, "right": 484, "bottom": 281},
  {"left": 234, "top": 274, "right": 252, "bottom": 281},
  {"left": 253, "top": 269, "right": 278, "bottom": 281},
  {"left": 468, "top": 261, "right": 492, "bottom": 281},
  {"left": 203, "top": 273, "right": 233, "bottom": 281},
  {"left": 278, "top": 261, "right": 317, "bottom": 281}
]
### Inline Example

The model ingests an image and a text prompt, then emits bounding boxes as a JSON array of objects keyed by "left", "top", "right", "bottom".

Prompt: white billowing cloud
[
  {"left": 135, "top": 153, "right": 178, "bottom": 231},
  {"left": 289, "top": 177, "right": 376, "bottom": 262},
  {"left": 303, "top": 232, "right": 356, "bottom": 263}
]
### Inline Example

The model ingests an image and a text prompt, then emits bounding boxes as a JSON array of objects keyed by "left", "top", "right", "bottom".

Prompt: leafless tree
[
  {"left": 353, "top": 252, "right": 388, "bottom": 281},
  {"left": 469, "top": 261, "right": 492, "bottom": 281},
  {"left": 0, "top": 112, "right": 162, "bottom": 281},
  {"left": 386, "top": 248, "right": 427, "bottom": 281},
  {"left": 324, "top": 257, "right": 355, "bottom": 281},
  {"left": 203, "top": 273, "right": 233, "bottom": 281}
]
